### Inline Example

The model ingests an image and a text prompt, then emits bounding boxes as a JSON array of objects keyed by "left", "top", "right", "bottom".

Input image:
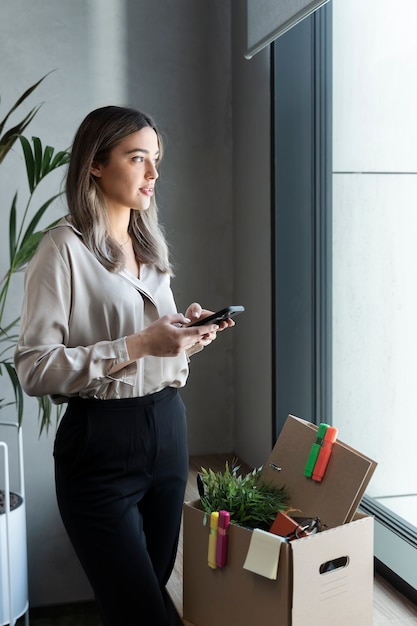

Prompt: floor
[
  {"left": 16, "top": 602, "right": 101, "bottom": 626},
  {"left": 14, "top": 454, "right": 417, "bottom": 626},
  {"left": 15, "top": 593, "right": 182, "bottom": 626}
]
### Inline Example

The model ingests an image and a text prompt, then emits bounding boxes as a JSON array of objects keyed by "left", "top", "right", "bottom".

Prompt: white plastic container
[{"left": 0, "top": 422, "right": 28, "bottom": 626}]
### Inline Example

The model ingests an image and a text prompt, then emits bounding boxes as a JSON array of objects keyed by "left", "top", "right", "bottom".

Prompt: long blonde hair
[{"left": 66, "top": 106, "right": 172, "bottom": 274}]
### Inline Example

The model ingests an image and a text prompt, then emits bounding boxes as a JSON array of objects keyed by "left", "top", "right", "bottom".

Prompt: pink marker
[{"left": 216, "top": 510, "right": 230, "bottom": 568}]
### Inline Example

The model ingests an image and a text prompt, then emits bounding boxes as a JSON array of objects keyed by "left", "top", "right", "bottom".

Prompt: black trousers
[{"left": 54, "top": 387, "right": 188, "bottom": 626}]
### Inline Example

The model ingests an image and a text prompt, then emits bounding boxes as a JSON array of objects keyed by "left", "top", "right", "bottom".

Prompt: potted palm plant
[
  {"left": 0, "top": 74, "right": 70, "bottom": 626},
  {"left": 0, "top": 73, "right": 70, "bottom": 433}
]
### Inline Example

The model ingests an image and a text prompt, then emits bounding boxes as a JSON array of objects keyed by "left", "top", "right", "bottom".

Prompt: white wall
[{"left": 0, "top": 0, "right": 240, "bottom": 606}]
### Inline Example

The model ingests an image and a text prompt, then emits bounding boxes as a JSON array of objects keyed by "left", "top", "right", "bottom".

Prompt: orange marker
[{"left": 312, "top": 426, "right": 338, "bottom": 482}]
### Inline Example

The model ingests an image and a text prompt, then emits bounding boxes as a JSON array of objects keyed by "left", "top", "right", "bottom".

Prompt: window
[{"left": 273, "top": 0, "right": 417, "bottom": 600}]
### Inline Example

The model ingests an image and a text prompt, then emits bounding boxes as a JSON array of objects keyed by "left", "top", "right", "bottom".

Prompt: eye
[{"left": 132, "top": 155, "right": 144, "bottom": 163}]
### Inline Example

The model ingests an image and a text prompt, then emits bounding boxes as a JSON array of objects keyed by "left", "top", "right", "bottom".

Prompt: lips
[{"left": 140, "top": 186, "right": 154, "bottom": 196}]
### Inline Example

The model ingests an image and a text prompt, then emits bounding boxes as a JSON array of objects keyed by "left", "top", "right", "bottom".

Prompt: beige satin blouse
[{"left": 14, "top": 218, "right": 189, "bottom": 404}]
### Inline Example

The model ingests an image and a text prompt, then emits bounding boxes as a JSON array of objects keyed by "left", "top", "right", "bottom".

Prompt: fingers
[
  {"left": 185, "top": 302, "right": 203, "bottom": 324},
  {"left": 185, "top": 324, "right": 219, "bottom": 340},
  {"left": 167, "top": 314, "right": 219, "bottom": 345},
  {"left": 169, "top": 313, "right": 191, "bottom": 327},
  {"left": 150, "top": 311, "right": 235, "bottom": 357},
  {"left": 217, "top": 318, "right": 235, "bottom": 330}
]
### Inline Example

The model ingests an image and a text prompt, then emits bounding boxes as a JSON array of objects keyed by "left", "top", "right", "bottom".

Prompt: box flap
[{"left": 262, "top": 415, "right": 377, "bottom": 529}]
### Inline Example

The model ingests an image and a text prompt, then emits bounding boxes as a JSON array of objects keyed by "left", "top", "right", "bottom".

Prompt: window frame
[
  {"left": 271, "top": 1, "right": 417, "bottom": 602},
  {"left": 271, "top": 4, "right": 332, "bottom": 440}
]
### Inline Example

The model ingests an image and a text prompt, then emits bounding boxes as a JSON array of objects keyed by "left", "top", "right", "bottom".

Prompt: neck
[
  {"left": 108, "top": 206, "right": 131, "bottom": 244},
  {"left": 117, "top": 235, "right": 130, "bottom": 247}
]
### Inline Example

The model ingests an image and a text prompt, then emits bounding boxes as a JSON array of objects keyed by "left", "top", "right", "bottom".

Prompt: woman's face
[{"left": 91, "top": 126, "right": 160, "bottom": 213}]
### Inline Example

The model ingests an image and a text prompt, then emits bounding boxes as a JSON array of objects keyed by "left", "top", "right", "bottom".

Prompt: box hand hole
[{"left": 319, "top": 556, "right": 349, "bottom": 574}]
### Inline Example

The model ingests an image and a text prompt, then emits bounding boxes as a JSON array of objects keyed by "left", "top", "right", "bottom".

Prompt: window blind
[{"left": 245, "top": 0, "right": 330, "bottom": 59}]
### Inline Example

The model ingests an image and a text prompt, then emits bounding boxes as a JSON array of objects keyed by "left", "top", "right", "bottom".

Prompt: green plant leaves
[
  {"left": 0, "top": 74, "right": 69, "bottom": 434},
  {"left": 36, "top": 394, "right": 60, "bottom": 437},
  {"left": 199, "top": 460, "right": 291, "bottom": 530},
  {"left": 19, "top": 136, "right": 70, "bottom": 193},
  {"left": 10, "top": 195, "right": 63, "bottom": 271},
  {"left": 0, "top": 72, "right": 51, "bottom": 164},
  {"left": 11, "top": 230, "right": 45, "bottom": 273},
  {"left": 8, "top": 192, "right": 18, "bottom": 263},
  {"left": 3, "top": 362, "right": 24, "bottom": 423}
]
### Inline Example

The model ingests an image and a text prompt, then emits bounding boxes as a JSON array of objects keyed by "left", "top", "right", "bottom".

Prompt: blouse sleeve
[{"left": 14, "top": 233, "right": 133, "bottom": 399}]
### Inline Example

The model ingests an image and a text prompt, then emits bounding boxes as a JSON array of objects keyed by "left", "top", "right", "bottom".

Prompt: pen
[
  {"left": 269, "top": 462, "right": 282, "bottom": 472},
  {"left": 216, "top": 510, "right": 230, "bottom": 568},
  {"left": 304, "top": 423, "right": 329, "bottom": 477},
  {"left": 197, "top": 473, "right": 205, "bottom": 498},
  {"left": 208, "top": 511, "right": 219, "bottom": 569},
  {"left": 312, "top": 426, "right": 338, "bottom": 482}
]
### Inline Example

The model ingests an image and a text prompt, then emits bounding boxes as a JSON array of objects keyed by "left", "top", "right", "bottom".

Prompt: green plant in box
[{"left": 199, "top": 460, "right": 290, "bottom": 531}]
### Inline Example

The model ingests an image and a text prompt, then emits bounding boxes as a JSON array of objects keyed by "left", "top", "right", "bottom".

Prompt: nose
[{"left": 146, "top": 161, "right": 159, "bottom": 180}]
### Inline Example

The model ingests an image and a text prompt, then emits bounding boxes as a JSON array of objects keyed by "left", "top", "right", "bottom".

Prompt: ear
[{"left": 90, "top": 161, "right": 103, "bottom": 177}]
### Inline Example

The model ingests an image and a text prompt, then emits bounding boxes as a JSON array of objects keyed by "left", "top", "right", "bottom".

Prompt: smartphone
[{"left": 188, "top": 305, "right": 245, "bottom": 327}]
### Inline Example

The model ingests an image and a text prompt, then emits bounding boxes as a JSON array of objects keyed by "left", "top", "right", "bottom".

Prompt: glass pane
[{"left": 332, "top": 0, "right": 417, "bottom": 582}]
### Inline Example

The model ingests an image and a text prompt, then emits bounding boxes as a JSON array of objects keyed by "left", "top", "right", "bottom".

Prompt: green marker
[{"left": 304, "top": 423, "right": 329, "bottom": 478}]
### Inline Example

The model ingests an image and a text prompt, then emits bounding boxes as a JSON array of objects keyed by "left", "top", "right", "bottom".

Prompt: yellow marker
[{"left": 208, "top": 511, "right": 219, "bottom": 569}]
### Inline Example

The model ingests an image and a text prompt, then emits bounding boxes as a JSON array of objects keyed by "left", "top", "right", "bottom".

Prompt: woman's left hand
[{"left": 185, "top": 302, "right": 235, "bottom": 347}]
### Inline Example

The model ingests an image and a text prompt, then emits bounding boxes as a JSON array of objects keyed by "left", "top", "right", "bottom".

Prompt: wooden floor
[{"left": 167, "top": 454, "right": 417, "bottom": 626}]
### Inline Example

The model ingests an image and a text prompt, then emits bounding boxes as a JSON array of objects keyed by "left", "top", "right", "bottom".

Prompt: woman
[{"left": 14, "top": 105, "right": 234, "bottom": 625}]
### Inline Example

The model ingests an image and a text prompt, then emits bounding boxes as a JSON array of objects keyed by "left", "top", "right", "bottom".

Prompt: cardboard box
[{"left": 183, "top": 415, "right": 377, "bottom": 626}]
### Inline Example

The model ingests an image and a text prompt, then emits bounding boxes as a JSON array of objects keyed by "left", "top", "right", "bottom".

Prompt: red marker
[
  {"left": 312, "top": 426, "right": 338, "bottom": 482},
  {"left": 216, "top": 510, "right": 230, "bottom": 568}
]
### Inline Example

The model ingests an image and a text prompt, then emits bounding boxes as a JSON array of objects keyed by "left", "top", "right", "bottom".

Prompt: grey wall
[
  {"left": 0, "top": 0, "right": 272, "bottom": 608},
  {"left": 232, "top": 6, "right": 273, "bottom": 469}
]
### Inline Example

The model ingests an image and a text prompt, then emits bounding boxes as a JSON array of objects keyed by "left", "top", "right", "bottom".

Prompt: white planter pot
[
  {"left": 0, "top": 494, "right": 28, "bottom": 625},
  {"left": 0, "top": 423, "right": 29, "bottom": 626}
]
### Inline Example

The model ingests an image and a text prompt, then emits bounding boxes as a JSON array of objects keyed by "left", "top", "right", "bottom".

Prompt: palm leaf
[
  {"left": 0, "top": 399, "right": 15, "bottom": 411},
  {"left": 0, "top": 316, "right": 20, "bottom": 337},
  {"left": 9, "top": 192, "right": 18, "bottom": 263},
  {"left": 41, "top": 145, "right": 54, "bottom": 177},
  {"left": 0, "top": 72, "right": 53, "bottom": 164},
  {"left": 0, "top": 73, "right": 50, "bottom": 134},
  {"left": 37, "top": 395, "right": 62, "bottom": 436},
  {"left": 18, "top": 136, "right": 70, "bottom": 192},
  {"left": 0, "top": 107, "right": 41, "bottom": 164},
  {"left": 50, "top": 148, "right": 71, "bottom": 169},
  {"left": 0, "top": 339, "right": 18, "bottom": 360},
  {"left": 19, "top": 194, "right": 63, "bottom": 248},
  {"left": 3, "top": 362, "right": 24, "bottom": 424},
  {"left": 33, "top": 136, "right": 43, "bottom": 187},
  {"left": 11, "top": 231, "right": 44, "bottom": 273},
  {"left": 19, "top": 135, "right": 35, "bottom": 192}
]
